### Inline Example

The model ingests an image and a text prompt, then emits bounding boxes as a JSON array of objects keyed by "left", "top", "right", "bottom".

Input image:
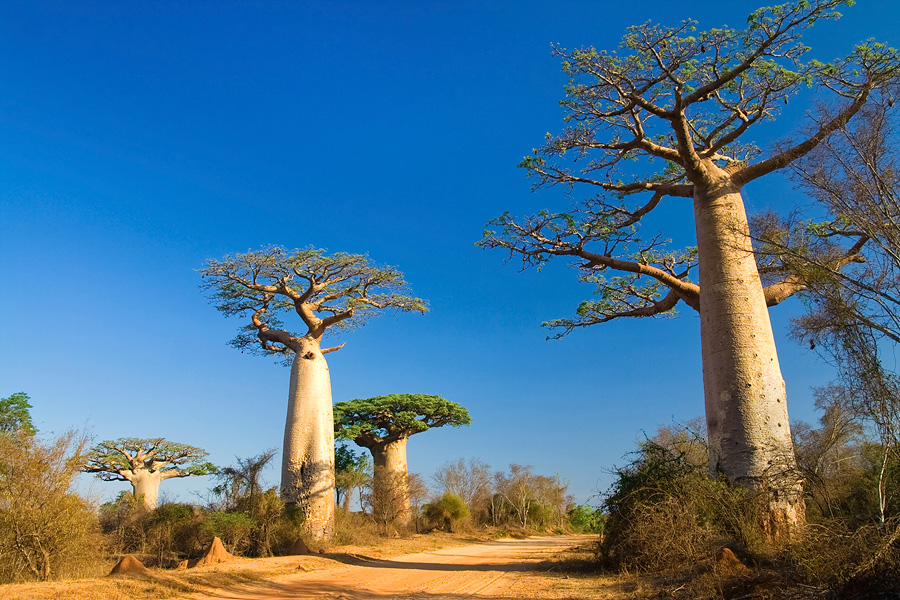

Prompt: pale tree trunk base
[
  {"left": 281, "top": 338, "right": 336, "bottom": 542},
  {"left": 694, "top": 183, "right": 806, "bottom": 543}
]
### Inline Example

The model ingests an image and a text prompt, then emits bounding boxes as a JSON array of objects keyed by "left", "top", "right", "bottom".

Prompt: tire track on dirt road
[{"left": 180, "top": 535, "right": 592, "bottom": 600}]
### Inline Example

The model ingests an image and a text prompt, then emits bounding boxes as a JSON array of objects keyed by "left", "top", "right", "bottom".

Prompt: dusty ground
[
  {"left": 179, "top": 535, "right": 607, "bottom": 600},
  {"left": 2, "top": 534, "right": 652, "bottom": 600}
]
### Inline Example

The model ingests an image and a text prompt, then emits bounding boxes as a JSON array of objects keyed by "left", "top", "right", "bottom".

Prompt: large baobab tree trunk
[
  {"left": 694, "top": 183, "right": 804, "bottom": 540},
  {"left": 371, "top": 438, "right": 411, "bottom": 530},
  {"left": 130, "top": 470, "right": 164, "bottom": 510},
  {"left": 282, "top": 337, "right": 335, "bottom": 541}
]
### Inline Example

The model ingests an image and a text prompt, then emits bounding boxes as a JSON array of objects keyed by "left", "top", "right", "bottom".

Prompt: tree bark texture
[
  {"left": 281, "top": 337, "right": 335, "bottom": 541},
  {"left": 371, "top": 437, "right": 411, "bottom": 530},
  {"left": 694, "top": 183, "right": 804, "bottom": 539}
]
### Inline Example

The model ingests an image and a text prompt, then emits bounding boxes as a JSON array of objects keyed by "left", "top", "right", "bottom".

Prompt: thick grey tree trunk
[
  {"left": 370, "top": 437, "right": 411, "bottom": 530},
  {"left": 130, "top": 469, "right": 164, "bottom": 510},
  {"left": 694, "top": 183, "right": 804, "bottom": 539},
  {"left": 281, "top": 337, "right": 335, "bottom": 541}
]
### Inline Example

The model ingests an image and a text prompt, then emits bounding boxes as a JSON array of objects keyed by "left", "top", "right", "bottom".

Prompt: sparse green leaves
[{"left": 200, "top": 246, "right": 427, "bottom": 359}]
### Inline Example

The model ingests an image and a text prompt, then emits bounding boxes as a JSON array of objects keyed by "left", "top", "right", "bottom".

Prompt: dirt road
[{"left": 182, "top": 535, "right": 596, "bottom": 600}]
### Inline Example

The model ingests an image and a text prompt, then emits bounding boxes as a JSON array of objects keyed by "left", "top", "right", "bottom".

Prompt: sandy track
[{"left": 180, "top": 535, "right": 592, "bottom": 600}]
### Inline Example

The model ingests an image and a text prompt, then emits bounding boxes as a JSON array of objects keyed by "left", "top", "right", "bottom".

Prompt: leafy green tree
[
  {"left": 0, "top": 392, "right": 36, "bottom": 436},
  {"left": 567, "top": 505, "right": 605, "bottom": 534},
  {"left": 480, "top": 0, "right": 900, "bottom": 539},
  {"left": 334, "top": 443, "right": 372, "bottom": 511},
  {"left": 334, "top": 394, "right": 470, "bottom": 529},
  {"left": 82, "top": 438, "right": 215, "bottom": 509},
  {"left": 200, "top": 246, "right": 426, "bottom": 540}
]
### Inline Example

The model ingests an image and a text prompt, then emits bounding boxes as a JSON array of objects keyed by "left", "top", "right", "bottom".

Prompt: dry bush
[
  {"left": 787, "top": 517, "right": 900, "bottom": 590},
  {"left": 330, "top": 508, "right": 380, "bottom": 546},
  {"left": 0, "top": 430, "right": 106, "bottom": 582},
  {"left": 601, "top": 439, "right": 765, "bottom": 574}
]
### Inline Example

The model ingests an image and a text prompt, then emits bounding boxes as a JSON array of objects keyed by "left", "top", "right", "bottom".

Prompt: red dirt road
[{"left": 181, "top": 535, "right": 594, "bottom": 600}]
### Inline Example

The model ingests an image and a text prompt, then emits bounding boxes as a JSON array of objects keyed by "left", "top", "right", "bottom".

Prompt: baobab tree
[
  {"left": 83, "top": 438, "right": 215, "bottom": 509},
  {"left": 200, "top": 247, "right": 426, "bottom": 540},
  {"left": 480, "top": 0, "right": 900, "bottom": 539},
  {"left": 334, "top": 394, "right": 470, "bottom": 530}
]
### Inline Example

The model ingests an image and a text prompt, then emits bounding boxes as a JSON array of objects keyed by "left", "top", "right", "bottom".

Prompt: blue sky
[{"left": 2, "top": 1, "right": 899, "bottom": 506}]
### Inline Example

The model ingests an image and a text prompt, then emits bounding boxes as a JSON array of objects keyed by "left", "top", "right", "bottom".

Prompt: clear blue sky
[{"left": 2, "top": 1, "right": 898, "bottom": 506}]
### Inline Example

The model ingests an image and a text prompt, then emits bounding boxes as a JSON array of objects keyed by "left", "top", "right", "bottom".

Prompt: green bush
[
  {"left": 423, "top": 493, "right": 470, "bottom": 532},
  {"left": 567, "top": 504, "right": 605, "bottom": 534},
  {"left": 99, "top": 491, "right": 150, "bottom": 555}
]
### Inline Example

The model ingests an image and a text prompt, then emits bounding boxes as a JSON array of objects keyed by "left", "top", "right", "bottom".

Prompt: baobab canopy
[
  {"left": 82, "top": 438, "right": 215, "bottom": 509},
  {"left": 334, "top": 394, "right": 471, "bottom": 446},
  {"left": 199, "top": 246, "right": 428, "bottom": 359}
]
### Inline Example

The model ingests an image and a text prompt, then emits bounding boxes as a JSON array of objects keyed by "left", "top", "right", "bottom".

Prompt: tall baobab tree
[
  {"left": 334, "top": 394, "right": 470, "bottom": 530},
  {"left": 480, "top": 0, "right": 900, "bottom": 539},
  {"left": 200, "top": 247, "right": 426, "bottom": 540},
  {"left": 82, "top": 438, "right": 215, "bottom": 509}
]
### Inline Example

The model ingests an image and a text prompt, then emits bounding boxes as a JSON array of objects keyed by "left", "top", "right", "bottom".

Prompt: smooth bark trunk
[
  {"left": 370, "top": 437, "right": 411, "bottom": 530},
  {"left": 694, "top": 183, "right": 804, "bottom": 540},
  {"left": 281, "top": 337, "right": 335, "bottom": 541},
  {"left": 130, "top": 469, "right": 164, "bottom": 510}
]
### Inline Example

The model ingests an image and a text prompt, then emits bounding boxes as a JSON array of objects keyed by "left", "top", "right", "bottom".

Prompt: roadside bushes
[
  {"left": 422, "top": 493, "right": 470, "bottom": 532},
  {"left": 600, "top": 435, "right": 763, "bottom": 573},
  {"left": 0, "top": 429, "right": 104, "bottom": 582}
]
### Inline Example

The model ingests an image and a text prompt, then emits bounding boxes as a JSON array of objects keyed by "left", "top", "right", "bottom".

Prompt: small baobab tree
[
  {"left": 334, "top": 394, "right": 470, "bottom": 530},
  {"left": 479, "top": 0, "right": 900, "bottom": 540},
  {"left": 200, "top": 247, "right": 426, "bottom": 540},
  {"left": 83, "top": 438, "right": 215, "bottom": 509}
]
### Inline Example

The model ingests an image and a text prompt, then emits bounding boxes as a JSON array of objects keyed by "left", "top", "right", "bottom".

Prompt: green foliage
[
  {"left": 490, "top": 465, "right": 572, "bottom": 531},
  {"left": 98, "top": 491, "right": 150, "bottom": 555},
  {"left": 335, "top": 443, "right": 372, "bottom": 509},
  {"left": 567, "top": 504, "right": 605, "bottom": 534},
  {"left": 422, "top": 493, "right": 470, "bottom": 532},
  {"left": 0, "top": 392, "right": 36, "bottom": 436},
  {"left": 201, "top": 511, "right": 255, "bottom": 555},
  {"left": 146, "top": 503, "right": 204, "bottom": 564},
  {"left": 212, "top": 450, "right": 295, "bottom": 557},
  {"left": 334, "top": 394, "right": 471, "bottom": 446}
]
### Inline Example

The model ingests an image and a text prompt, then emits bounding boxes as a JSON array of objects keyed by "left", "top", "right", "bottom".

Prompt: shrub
[
  {"left": 202, "top": 511, "right": 255, "bottom": 555},
  {"left": 331, "top": 508, "right": 380, "bottom": 546},
  {"left": 98, "top": 491, "right": 151, "bottom": 555},
  {"left": 0, "top": 430, "right": 104, "bottom": 582},
  {"left": 567, "top": 504, "right": 605, "bottom": 534},
  {"left": 146, "top": 502, "right": 203, "bottom": 565},
  {"left": 423, "top": 493, "right": 470, "bottom": 532},
  {"left": 601, "top": 439, "right": 763, "bottom": 573}
]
